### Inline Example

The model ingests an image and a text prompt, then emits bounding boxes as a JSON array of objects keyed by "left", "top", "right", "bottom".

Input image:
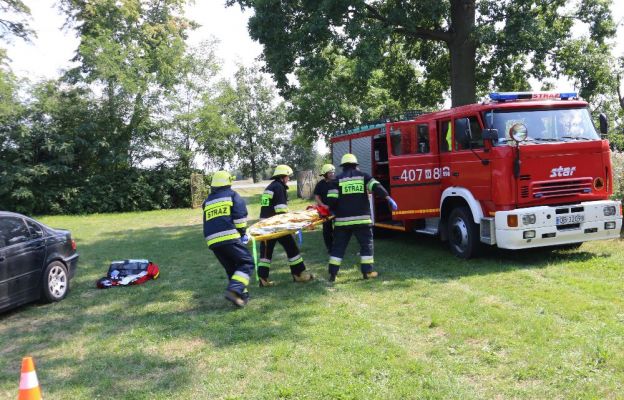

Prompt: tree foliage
[
  {"left": 228, "top": 0, "right": 617, "bottom": 141},
  {"left": 0, "top": 0, "right": 34, "bottom": 41},
  {"left": 218, "top": 64, "right": 286, "bottom": 182}
]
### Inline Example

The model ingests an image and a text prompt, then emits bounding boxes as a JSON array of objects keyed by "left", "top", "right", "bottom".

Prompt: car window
[
  {"left": 25, "top": 219, "right": 44, "bottom": 238},
  {"left": 0, "top": 217, "right": 31, "bottom": 248}
]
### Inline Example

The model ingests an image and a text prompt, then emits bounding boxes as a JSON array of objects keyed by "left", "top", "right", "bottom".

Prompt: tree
[
  {"left": 60, "top": 0, "right": 195, "bottom": 168},
  {"left": 163, "top": 39, "right": 222, "bottom": 171},
  {"left": 219, "top": 64, "right": 286, "bottom": 182},
  {"left": 228, "top": 0, "right": 616, "bottom": 108},
  {"left": 0, "top": 0, "right": 34, "bottom": 41}
]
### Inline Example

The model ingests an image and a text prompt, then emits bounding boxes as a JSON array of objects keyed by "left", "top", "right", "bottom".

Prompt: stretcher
[
  {"left": 248, "top": 206, "right": 332, "bottom": 241},
  {"left": 247, "top": 206, "right": 333, "bottom": 274}
]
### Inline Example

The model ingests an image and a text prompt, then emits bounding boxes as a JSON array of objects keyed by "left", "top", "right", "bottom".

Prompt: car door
[{"left": 0, "top": 217, "right": 45, "bottom": 306}]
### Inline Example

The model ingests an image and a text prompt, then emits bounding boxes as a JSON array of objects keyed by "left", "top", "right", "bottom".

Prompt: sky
[
  {"left": 4, "top": 0, "right": 263, "bottom": 80},
  {"left": 4, "top": 1, "right": 624, "bottom": 90}
]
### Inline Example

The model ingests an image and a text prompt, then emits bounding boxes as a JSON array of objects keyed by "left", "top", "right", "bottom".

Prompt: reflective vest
[
  {"left": 259, "top": 179, "right": 289, "bottom": 219},
  {"left": 328, "top": 167, "right": 388, "bottom": 227},
  {"left": 202, "top": 187, "right": 248, "bottom": 248}
]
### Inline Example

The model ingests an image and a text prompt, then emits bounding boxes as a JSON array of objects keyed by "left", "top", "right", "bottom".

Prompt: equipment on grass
[{"left": 96, "top": 259, "right": 160, "bottom": 288}]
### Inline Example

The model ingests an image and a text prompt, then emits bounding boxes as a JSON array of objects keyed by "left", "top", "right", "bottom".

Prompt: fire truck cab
[{"left": 330, "top": 92, "right": 623, "bottom": 258}]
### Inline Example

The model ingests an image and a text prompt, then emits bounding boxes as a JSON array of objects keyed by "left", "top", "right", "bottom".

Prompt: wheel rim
[
  {"left": 48, "top": 265, "right": 67, "bottom": 298},
  {"left": 450, "top": 216, "right": 469, "bottom": 254}
]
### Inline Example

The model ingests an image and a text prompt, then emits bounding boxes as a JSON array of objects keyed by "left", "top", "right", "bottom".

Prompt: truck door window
[
  {"left": 416, "top": 124, "right": 430, "bottom": 153},
  {"left": 454, "top": 116, "right": 484, "bottom": 151},
  {"left": 390, "top": 127, "right": 412, "bottom": 156},
  {"left": 439, "top": 120, "right": 451, "bottom": 153}
]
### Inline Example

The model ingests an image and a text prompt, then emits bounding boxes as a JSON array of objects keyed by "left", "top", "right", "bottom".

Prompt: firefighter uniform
[
  {"left": 326, "top": 154, "right": 396, "bottom": 281},
  {"left": 258, "top": 165, "right": 313, "bottom": 286},
  {"left": 314, "top": 163, "right": 336, "bottom": 253},
  {"left": 203, "top": 171, "right": 254, "bottom": 307}
]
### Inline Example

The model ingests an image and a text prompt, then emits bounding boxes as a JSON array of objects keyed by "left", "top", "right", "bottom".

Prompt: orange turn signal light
[{"left": 507, "top": 215, "right": 518, "bottom": 227}]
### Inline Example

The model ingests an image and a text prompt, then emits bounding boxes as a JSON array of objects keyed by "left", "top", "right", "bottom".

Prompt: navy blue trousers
[
  {"left": 328, "top": 225, "right": 374, "bottom": 276},
  {"left": 212, "top": 241, "right": 254, "bottom": 297},
  {"left": 258, "top": 234, "right": 306, "bottom": 279}
]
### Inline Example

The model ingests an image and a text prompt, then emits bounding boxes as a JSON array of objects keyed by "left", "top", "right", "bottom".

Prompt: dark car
[{"left": 0, "top": 211, "right": 78, "bottom": 312}]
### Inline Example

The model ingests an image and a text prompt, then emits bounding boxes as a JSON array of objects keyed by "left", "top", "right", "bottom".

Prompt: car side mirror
[{"left": 599, "top": 113, "right": 608, "bottom": 135}]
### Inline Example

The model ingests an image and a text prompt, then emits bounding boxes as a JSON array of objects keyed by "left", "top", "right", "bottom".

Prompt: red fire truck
[{"left": 330, "top": 92, "right": 623, "bottom": 258}]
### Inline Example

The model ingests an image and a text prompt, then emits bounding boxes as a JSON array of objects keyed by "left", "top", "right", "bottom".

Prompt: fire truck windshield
[{"left": 483, "top": 107, "right": 600, "bottom": 145}]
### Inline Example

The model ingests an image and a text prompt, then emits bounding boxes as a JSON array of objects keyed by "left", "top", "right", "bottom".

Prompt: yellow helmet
[
  {"left": 320, "top": 164, "right": 336, "bottom": 176},
  {"left": 340, "top": 153, "right": 358, "bottom": 166},
  {"left": 211, "top": 170, "right": 234, "bottom": 187},
  {"left": 272, "top": 164, "right": 293, "bottom": 178}
]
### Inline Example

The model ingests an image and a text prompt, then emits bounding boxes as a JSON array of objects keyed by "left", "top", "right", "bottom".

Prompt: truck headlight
[
  {"left": 522, "top": 214, "right": 536, "bottom": 225},
  {"left": 603, "top": 206, "right": 616, "bottom": 216}
]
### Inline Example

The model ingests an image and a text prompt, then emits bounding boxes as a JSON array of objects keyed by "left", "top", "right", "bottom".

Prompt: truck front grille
[{"left": 531, "top": 178, "right": 592, "bottom": 199}]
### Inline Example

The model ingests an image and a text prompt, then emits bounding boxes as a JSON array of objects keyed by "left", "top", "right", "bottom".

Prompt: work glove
[
  {"left": 387, "top": 196, "right": 398, "bottom": 211},
  {"left": 241, "top": 234, "right": 250, "bottom": 245}
]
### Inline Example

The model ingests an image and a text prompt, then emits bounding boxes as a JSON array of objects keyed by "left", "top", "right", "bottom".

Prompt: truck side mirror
[
  {"left": 599, "top": 113, "right": 608, "bottom": 135},
  {"left": 455, "top": 118, "right": 471, "bottom": 148},
  {"left": 483, "top": 128, "right": 498, "bottom": 142}
]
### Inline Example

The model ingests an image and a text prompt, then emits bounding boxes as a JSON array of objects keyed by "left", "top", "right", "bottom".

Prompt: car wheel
[
  {"left": 41, "top": 261, "right": 69, "bottom": 303},
  {"left": 447, "top": 206, "right": 481, "bottom": 259}
]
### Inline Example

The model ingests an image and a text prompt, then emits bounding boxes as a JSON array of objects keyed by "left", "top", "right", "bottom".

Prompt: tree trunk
[
  {"left": 449, "top": 0, "right": 477, "bottom": 107},
  {"left": 248, "top": 129, "right": 257, "bottom": 183}
]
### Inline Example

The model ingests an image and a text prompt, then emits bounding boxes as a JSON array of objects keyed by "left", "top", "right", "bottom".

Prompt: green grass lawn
[{"left": 1, "top": 190, "right": 623, "bottom": 399}]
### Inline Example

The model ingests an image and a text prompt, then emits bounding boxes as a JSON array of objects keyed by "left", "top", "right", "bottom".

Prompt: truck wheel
[
  {"left": 41, "top": 261, "right": 69, "bottom": 303},
  {"left": 447, "top": 207, "right": 480, "bottom": 259}
]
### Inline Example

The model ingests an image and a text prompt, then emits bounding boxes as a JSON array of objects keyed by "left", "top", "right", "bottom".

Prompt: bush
[{"left": 611, "top": 150, "right": 624, "bottom": 201}]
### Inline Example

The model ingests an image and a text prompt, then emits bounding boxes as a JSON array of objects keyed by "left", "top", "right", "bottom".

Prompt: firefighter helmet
[
  {"left": 340, "top": 153, "right": 358, "bottom": 166},
  {"left": 211, "top": 170, "right": 235, "bottom": 187},
  {"left": 320, "top": 164, "right": 336, "bottom": 176},
  {"left": 272, "top": 164, "right": 293, "bottom": 178}
]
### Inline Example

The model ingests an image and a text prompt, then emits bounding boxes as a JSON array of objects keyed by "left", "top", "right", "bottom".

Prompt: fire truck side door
[
  {"left": 387, "top": 121, "right": 441, "bottom": 220},
  {"left": 448, "top": 115, "right": 491, "bottom": 201}
]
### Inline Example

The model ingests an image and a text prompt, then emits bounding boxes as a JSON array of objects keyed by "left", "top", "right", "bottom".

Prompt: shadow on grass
[
  {"left": 0, "top": 218, "right": 617, "bottom": 398},
  {"left": 370, "top": 229, "right": 611, "bottom": 282}
]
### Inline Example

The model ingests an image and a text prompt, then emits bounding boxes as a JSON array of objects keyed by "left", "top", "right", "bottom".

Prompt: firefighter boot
[
  {"left": 362, "top": 271, "right": 378, "bottom": 280},
  {"left": 224, "top": 290, "right": 246, "bottom": 308},
  {"left": 258, "top": 277, "right": 275, "bottom": 287},
  {"left": 292, "top": 271, "right": 314, "bottom": 283}
]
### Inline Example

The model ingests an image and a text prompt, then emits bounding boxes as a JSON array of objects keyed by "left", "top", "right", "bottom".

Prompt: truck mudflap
[{"left": 486, "top": 200, "right": 622, "bottom": 250}]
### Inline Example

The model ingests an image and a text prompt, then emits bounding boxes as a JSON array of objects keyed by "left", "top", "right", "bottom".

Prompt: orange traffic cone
[{"left": 17, "top": 356, "right": 42, "bottom": 400}]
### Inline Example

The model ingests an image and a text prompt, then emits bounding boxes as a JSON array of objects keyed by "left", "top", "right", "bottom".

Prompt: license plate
[{"left": 556, "top": 214, "right": 584, "bottom": 225}]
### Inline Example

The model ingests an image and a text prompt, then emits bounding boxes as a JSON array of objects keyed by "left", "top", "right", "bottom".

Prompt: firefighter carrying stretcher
[
  {"left": 257, "top": 164, "right": 314, "bottom": 287},
  {"left": 314, "top": 163, "right": 336, "bottom": 253},
  {"left": 203, "top": 171, "right": 254, "bottom": 307},
  {"left": 326, "top": 154, "right": 398, "bottom": 282}
]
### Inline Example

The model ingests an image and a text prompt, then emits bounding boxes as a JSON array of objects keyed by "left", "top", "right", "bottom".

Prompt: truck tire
[
  {"left": 41, "top": 261, "right": 69, "bottom": 303},
  {"left": 447, "top": 206, "right": 480, "bottom": 259}
]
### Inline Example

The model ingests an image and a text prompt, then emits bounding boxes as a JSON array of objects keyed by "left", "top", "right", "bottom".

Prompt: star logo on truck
[{"left": 549, "top": 166, "right": 576, "bottom": 178}]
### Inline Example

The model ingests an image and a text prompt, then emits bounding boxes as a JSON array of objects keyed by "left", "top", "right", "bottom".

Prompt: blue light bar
[{"left": 489, "top": 92, "right": 578, "bottom": 102}]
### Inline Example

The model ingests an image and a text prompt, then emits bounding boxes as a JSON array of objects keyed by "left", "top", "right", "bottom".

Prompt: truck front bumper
[{"left": 491, "top": 200, "right": 622, "bottom": 250}]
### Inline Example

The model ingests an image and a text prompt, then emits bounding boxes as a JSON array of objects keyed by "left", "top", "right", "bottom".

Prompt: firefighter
[
  {"left": 258, "top": 164, "right": 314, "bottom": 286},
  {"left": 313, "top": 163, "right": 336, "bottom": 253},
  {"left": 203, "top": 170, "right": 254, "bottom": 307},
  {"left": 326, "top": 153, "right": 398, "bottom": 282}
]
